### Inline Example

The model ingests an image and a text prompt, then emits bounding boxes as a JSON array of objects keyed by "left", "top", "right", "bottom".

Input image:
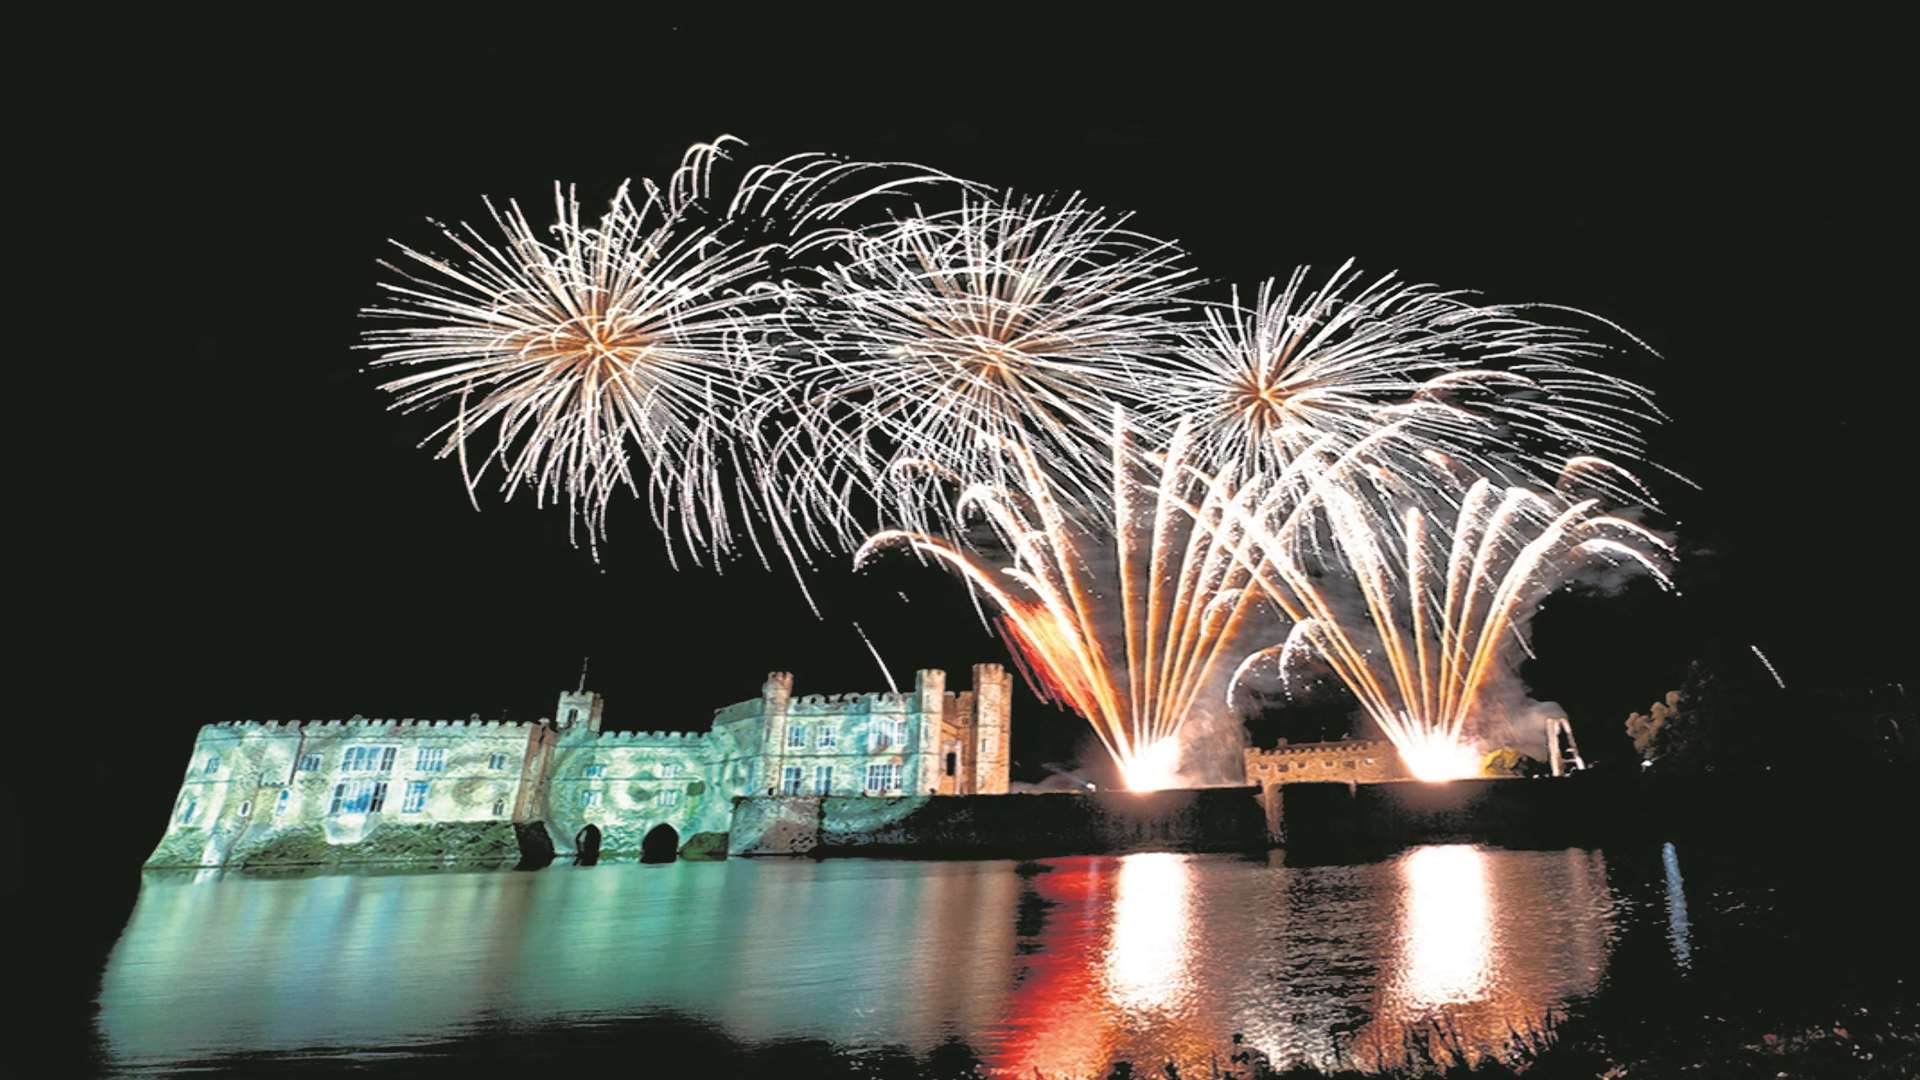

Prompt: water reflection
[
  {"left": 100, "top": 846, "right": 1641, "bottom": 1077},
  {"left": 1664, "top": 842, "right": 1693, "bottom": 970},
  {"left": 1399, "top": 845, "right": 1493, "bottom": 1008},
  {"left": 1105, "top": 853, "right": 1194, "bottom": 1013},
  {"left": 1359, "top": 846, "right": 1616, "bottom": 1063}
]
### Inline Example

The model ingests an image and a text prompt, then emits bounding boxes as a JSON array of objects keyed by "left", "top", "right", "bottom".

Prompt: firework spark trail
[
  {"left": 360, "top": 141, "right": 1682, "bottom": 789},
  {"left": 789, "top": 193, "right": 1197, "bottom": 550},
  {"left": 359, "top": 136, "right": 963, "bottom": 562},
  {"left": 1229, "top": 477, "right": 1673, "bottom": 780},
  {"left": 851, "top": 621, "right": 900, "bottom": 694},
  {"left": 1149, "top": 261, "right": 1668, "bottom": 531},
  {"left": 855, "top": 418, "right": 1308, "bottom": 789}
]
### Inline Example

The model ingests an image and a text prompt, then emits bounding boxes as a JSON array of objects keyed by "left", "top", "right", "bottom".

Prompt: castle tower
[
  {"left": 760, "top": 671, "right": 793, "bottom": 793},
  {"left": 971, "top": 663, "right": 1012, "bottom": 794},
  {"left": 555, "top": 687, "right": 604, "bottom": 733},
  {"left": 914, "top": 669, "right": 947, "bottom": 793}
]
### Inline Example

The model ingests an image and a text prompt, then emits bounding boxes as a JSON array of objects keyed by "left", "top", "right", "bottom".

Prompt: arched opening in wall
[
  {"left": 641, "top": 823, "right": 680, "bottom": 864},
  {"left": 573, "top": 824, "right": 602, "bottom": 866}
]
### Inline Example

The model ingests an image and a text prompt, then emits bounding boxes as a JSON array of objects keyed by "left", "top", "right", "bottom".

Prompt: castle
[
  {"left": 1242, "top": 739, "right": 1408, "bottom": 839},
  {"left": 147, "top": 664, "right": 1013, "bottom": 868}
]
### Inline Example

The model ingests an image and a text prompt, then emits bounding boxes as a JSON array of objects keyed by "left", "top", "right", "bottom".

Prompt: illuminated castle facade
[{"left": 147, "top": 664, "right": 1013, "bottom": 868}]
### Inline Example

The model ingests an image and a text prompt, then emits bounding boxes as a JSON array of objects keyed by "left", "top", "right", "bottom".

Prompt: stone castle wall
[
  {"left": 1242, "top": 739, "right": 1408, "bottom": 843},
  {"left": 148, "top": 718, "right": 548, "bottom": 870},
  {"left": 1243, "top": 738, "right": 1405, "bottom": 785},
  {"left": 147, "top": 665, "right": 1015, "bottom": 869}
]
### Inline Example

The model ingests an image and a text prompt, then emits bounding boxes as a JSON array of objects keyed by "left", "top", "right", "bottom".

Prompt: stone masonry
[{"left": 147, "top": 664, "right": 1014, "bottom": 868}]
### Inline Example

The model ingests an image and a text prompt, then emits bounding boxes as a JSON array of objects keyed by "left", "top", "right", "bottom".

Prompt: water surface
[{"left": 92, "top": 843, "right": 1870, "bottom": 1076}]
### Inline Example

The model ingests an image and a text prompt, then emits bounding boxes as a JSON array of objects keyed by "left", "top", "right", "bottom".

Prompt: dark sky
[{"left": 25, "top": 16, "right": 1912, "bottom": 873}]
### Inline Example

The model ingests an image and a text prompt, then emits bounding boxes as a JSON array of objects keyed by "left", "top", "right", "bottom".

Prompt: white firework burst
[
  {"left": 787, "top": 192, "right": 1198, "bottom": 545},
  {"left": 1151, "top": 261, "right": 1665, "bottom": 518},
  {"left": 359, "top": 136, "right": 962, "bottom": 562}
]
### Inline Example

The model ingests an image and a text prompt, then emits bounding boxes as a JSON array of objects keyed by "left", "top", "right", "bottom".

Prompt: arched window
[
  {"left": 567, "top": 707, "right": 579, "bottom": 726},
  {"left": 204, "top": 754, "right": 220, "bottom": 775},
  {"left": 944, "top": 751, "right": 957, "bottom": 777}
]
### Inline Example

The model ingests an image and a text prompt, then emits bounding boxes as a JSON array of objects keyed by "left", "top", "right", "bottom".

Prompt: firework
[
  {"left": 789, "top": 193, "right": 1197, "bottom": 549},
  {"left": 1232, "top": 476, "right": 1672, "bottom": 780},
  {"left": 855, "top": 416, "right": 1324, "bottom": 790},
  {"left": 1150, "top": 262, "right": 1665, "bottom": 528},
  {"left": 361, "top": 139, "right": 1680, "bottom": 790},
  {"left": 359, "top": 136, "right": 960, "bottom": 561}
]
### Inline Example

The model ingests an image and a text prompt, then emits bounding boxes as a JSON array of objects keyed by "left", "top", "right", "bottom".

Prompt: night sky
[{"left": 23, "top": 17, "right": 1912, "bottom": 895}]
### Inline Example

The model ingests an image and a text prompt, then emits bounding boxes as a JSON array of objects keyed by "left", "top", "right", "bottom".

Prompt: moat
[{"left": 91, "top": 842, "right": 1911, "bottom": 1077}]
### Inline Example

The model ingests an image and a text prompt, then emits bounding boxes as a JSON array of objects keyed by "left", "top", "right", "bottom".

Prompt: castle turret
[
  {"left": 555, "top": 688, "right": 604, "bottom": 733},
  {"left": 760, "top": 671, "right": 793, "bottom": 792},
  {"left": 971, "top": 663, "right": 1012, "bottom": 794},
  {"left": 914, "top": 669, "right": 947, "bottom": 793}
]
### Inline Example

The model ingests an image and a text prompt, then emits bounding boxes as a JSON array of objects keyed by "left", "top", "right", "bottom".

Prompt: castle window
[
  {"left": 297, "top": 754, "right": 322, "bottom": 772},
  {"left": 781, "top": 765, "right": 804, "bottom": 795},
  {"left": 869, "top": 719, "right": 906, "bottom": 753},
  {"left": 659, "top": 789, "right": 682, "bottom": 807},
  {"left": 402, "top": 781, "right": 430, "bottom": 813},
  {"left": 274, "top": 790, "right": 290, "bottom": 817},
  {"left": 238, "top": 800, "right": 252, "bottom": 817},
  {"left": 176, "top": 797, "right": 196, "bottom": 824},
  {"left": 864, "top": 762, "right": 902, "bottom": 794},
  {"left": 1344, "top": 761, "right": 1356, "bottom": 770},
  {"left": 786, "top": 724, "right": 807, "bottom": 749},
  {"left": 489, "top": 753, "right": 509, "bottom": 771},
  {"left": 492, "top": 797, "right": 506, "bottom": 817},
  {"left": 204, "top": 754, "right": 220, "bottom": 775},
  {"left": 566, "top": 707, "right": 579, "bottom": 726},
  {"left": 579, "top": 789, "right": 602, "bottom": 809},
  {"left": 816, "top": 727, "right": 837, "bottom": 749},
  {"left": 416, "top": 748, "right": 447, "bottom": 773},
  {"left": 945, "top": 751, "right": 957, "bottom": 777},
  {"left": 584, "top": 763, "right": 607, "bottom": 779},
  {"left": 981, "top": 733, "right": 995, "bottom": 758},
  {"left": 341, "top": 746, "right": 397, "bottom": 774},
  {"left": 329, "top": 780, "right": 388, "bottom": 815},
  {"left": 1277, "top": 764, "right": 1290, "bottom": 774},
  {"left": 660, "top": 762, "right": 680, "bottom": 779},
  {"left": 812, "top": 765, "right": 833, "bottom": 795}
]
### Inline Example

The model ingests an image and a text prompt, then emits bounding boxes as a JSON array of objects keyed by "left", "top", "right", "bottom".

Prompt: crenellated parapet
[
  {"left": 1244, "top": 739, "right": 1405, "bottom": 785},
  {"left": 592, "top": 729, "right": 710, "bottom": 745},
  {"left": 216, "top": 717, "right": 540, "bottom": 731},
  {"left": 785, "top": 690, "right": 916, "bottom": 716}
]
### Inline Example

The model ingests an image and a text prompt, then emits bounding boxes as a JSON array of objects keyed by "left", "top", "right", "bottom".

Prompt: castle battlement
[
  {"left": 787, "top": 692, "right": 913, "bottom": 714},
  {"left": 595, "top": 729, "right": 709, "bottom": 743},
  {"left": 1247, "top": 738, "right": 1394, "bottom": 758},
  {"left": 216, "top": 717, "right": 538, "bottom": 731},
  {"left": 793, "top": 691, "right": 915, "bottom": 706},
  {"left": 1244, "top": 739, "right": 1405, "bottom": 785}
]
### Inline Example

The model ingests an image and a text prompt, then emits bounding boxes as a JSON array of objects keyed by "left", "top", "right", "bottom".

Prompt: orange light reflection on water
[
  {"left": 1104, "top": 853, "right": 1194, "bottom": 1012},
  {"left": 1400, "top": 845, "right": 1494, "bottom": 1008}
]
